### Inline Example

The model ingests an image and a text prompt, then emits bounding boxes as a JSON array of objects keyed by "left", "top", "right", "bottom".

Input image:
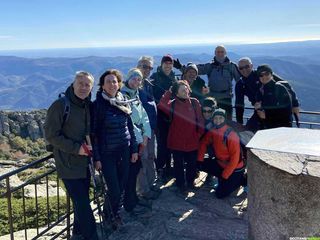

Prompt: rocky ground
[{"left": 1, "top": 172, "right": 248, "bottom": 240}]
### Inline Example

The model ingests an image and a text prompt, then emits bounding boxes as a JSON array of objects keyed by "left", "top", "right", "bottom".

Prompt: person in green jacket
[{"left": 44, "top": 71, "right": 98, "bottom": 240}]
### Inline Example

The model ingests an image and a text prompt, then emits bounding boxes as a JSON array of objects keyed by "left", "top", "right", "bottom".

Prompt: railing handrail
[{"left": 0, "top": 154, "right": 53, "bottom": 182}]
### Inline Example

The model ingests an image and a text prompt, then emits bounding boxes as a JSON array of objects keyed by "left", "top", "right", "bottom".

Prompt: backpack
[
  {"left": 169, "top": 98, "right": 199, "bottom": 132},
  {"left": 223, "top": 127, "right": 254, "bottom": 167},
  {"left": 274, "top": 81, "right": 300, "bottom": 127},
  {"left": 45, "top": 93, "right": 71, "bottom": 152}
]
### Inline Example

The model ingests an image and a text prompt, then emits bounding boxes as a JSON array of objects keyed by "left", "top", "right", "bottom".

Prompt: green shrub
[{"left": 0, "top": 196, "right": 69, "bottom": 236}]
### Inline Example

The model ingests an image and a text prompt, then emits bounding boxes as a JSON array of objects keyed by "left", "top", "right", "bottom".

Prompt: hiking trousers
[
  {"left": 62, "top": 174, "right": 98, "bottom": 240},
  {"left": 202, "top": 158, "right": 246, "bottom": 198}
]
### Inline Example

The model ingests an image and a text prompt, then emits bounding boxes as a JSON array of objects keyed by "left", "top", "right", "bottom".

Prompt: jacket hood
[
  {"left": 212, "top": 56, "right": 230, "bottom": 66},
  {"left": 65, "top": 84, "right": 91, "bottom": 107},
  {"left": 121, "top": 83, "right": 139, "bottom": 99},
  {"left": 156, "top": 66, "right": 176, "bottom": 80}
]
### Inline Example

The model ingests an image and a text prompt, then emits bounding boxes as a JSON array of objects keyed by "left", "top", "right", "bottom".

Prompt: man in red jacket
[{"left": 197, "top": 108, "right": 247, "bottom": 198}]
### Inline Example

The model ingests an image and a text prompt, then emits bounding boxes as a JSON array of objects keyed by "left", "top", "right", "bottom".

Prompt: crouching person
[
  {"left": 197, "top": 108, "right": 247, "bottom": 198},
  {"left": 44, "top": 71, "right": 98, "bottom": 240},
  {"left": 92, "top": 69, "right": 138, "bottom": 227}
]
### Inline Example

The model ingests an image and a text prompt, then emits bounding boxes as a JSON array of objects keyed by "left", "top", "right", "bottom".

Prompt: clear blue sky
[{"left": 1, "top": 0, "right": 320, "bottom": 50}]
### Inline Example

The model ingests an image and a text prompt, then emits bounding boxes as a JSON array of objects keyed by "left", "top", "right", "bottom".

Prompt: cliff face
[{"left": 0, "top": 110, "right": 46, "bottom": 141}]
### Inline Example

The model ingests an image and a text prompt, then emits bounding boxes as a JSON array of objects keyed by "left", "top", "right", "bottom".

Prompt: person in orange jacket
[{"left": 197, "top": 108, "right": 247, "bottom": 198}]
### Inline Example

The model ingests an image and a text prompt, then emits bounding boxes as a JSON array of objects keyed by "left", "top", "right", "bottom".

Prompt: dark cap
[
  {"left": 257, "top": 64, "right": 273, "bottom": 75},
  {"left": 212, "top": 108, "right": 226, "bottom": 118},
  {"left": 161, "top": 54, "right": 173, "bottom": 65}
]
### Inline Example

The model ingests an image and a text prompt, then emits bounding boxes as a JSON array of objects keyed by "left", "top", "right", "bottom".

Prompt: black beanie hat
[{"left": 257, "top": 64, "right": 273, "bottom": 75}]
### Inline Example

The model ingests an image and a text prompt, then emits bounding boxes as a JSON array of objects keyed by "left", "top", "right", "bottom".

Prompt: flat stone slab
[
  {"left": 247, "top": 127, "right": 320, "bottom": 156},
  {"left": 249, "top": 149, "right": 320, "bottom": 178}
]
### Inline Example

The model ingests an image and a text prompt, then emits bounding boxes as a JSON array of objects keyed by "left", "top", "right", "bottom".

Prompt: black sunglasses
[
  {"left": 202, "top": 109, "right": 213, "bottom": 113},
  {"left": 259, "top": 71, "right": 270, "bottom": 78},
  {"left": 239, "top": 65, "right": 250, "bottom": 71},
  {"left": 142, "top": 64, "right": 153, "bottom": 70}
]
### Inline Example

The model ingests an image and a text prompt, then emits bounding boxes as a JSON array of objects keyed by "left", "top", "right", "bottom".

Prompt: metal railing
[
  {"left": 241, "top": 107, "right": 320, "bottom": 129},
  {"left": 0, "top": 154, "right": 74, "bottom": 240},
  {"left": 0, "top": 108, "right": 319, "bottom": 240}
]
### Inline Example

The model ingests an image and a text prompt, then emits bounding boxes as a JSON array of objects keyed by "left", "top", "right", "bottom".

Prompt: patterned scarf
[{"left": 101, "top": 91, "right": 138, "bottom": 115}]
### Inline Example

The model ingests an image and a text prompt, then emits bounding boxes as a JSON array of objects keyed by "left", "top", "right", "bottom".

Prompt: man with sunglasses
[
  {"left": 256, "top": 64, "right": 293, "bottom": 129},
  {"left": 235, "top": 57, "right": 300, "bottom": 131},
  {"left": 137, "top": 56, "right": 162, "bottom": 201}
]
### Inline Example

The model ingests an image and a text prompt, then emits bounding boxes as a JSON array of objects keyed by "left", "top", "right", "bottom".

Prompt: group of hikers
[{"left": 44, "top": 45, "right": 300, "bottom": 240}]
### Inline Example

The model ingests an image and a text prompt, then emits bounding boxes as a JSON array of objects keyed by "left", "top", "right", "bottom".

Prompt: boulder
[{"left": 247, "top": 128, "right": 320, "bottom": 240}]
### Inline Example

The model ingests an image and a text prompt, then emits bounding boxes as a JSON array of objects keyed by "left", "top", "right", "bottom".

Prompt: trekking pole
[
  {"left": 98, "top": 170, "right": 118, "bottom": 230},
  {"left": 84, "top": 136, "right": 107, "bottom": 237}
]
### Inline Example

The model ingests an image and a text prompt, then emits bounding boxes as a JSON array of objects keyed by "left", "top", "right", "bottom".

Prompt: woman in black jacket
[{"left": 92, "top": 69, "right": 138, "bottom": 228}]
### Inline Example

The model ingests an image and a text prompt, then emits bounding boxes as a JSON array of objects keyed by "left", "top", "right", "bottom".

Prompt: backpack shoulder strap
[
  {"left": 169, "top": 99, "right": 176, "bottom": 122},
  {"left": 58, "top": 92, "right": 70, "bottom": 128},
  {"left": 223, "top": 127, "right": 234, "bottom": 147},
  {"left": 190, "top": 98, "right": 199, "bottom": 132}
]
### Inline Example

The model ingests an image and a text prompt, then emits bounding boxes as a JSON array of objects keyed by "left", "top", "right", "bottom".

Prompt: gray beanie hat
[
  {"left": 184, "top": 62, "right": 198, "bottom": 75},
  {"left": 212, "top": 108, "right": 226, "bottom": 118}
]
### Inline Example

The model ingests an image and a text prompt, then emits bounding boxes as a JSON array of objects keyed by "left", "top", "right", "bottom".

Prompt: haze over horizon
[{"left": 1, "top": 0, "right": 320, "bottom": 51}]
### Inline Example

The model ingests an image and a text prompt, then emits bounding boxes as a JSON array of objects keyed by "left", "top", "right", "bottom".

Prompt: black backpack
[
  {"left": 45, "top": 93, "right": 71, "bottom": 152},
  {"left": 274, "top": 80, "right": 300, "bottom": 127}
]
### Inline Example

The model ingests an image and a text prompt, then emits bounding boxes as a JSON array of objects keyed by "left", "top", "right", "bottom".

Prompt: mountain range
[{"left": 0, "top": 41, "right": 319, "bottom": 122}]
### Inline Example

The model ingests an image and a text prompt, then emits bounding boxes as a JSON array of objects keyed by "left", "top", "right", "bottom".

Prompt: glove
[{"left": 173, "top": 58, "right": 182, "bottom": 69}]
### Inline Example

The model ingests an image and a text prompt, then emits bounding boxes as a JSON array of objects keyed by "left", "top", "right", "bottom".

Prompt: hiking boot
[
  {"left": 150, "top": 184, "right": 162, "bottom": 193},
  {"left": 176, "top": 185, "right": 187, "bottom": 195},
  {"left": 114, "top": 215, "right": 124, "bottom": 227},
  {"left": 70, "top": 234, "right": 84, "bottom": 240},
  {"left": 187, "top": 182, "right": 198, "bottom": 191},
  {"left": 137, "top": 197, "right": 153, "bottom": 209},
  {"left": 141, "top": 190, "right": 161, "bottom": 200},
  {"left": 129, "top": 205, "right": 152, "bottom": 218}
]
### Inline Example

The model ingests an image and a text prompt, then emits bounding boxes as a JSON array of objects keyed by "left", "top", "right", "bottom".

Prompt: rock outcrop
[{"left": 0, "top": 110, "right": 46, "bottom": 140}]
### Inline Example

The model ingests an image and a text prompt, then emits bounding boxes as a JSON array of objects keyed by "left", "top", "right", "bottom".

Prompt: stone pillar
[{"left": 247, "top": 149, "right": 320, "bottom": 240}]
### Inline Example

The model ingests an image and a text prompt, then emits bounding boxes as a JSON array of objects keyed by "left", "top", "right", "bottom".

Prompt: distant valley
[{"left": 0, "top": 41, "right": 319, "bottom": 123}]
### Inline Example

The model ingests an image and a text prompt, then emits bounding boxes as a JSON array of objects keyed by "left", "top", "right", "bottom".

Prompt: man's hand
[
  {"left": 173, "top": 58, "right": 182, "bottom": 69},
  {"left": 79, "top": 144, "right": 92, "bottom": 156},
  {"left": 95, "top": 161, "right": 102, "bottom": 171},
  {"left": 292, "top": 107, "right": 300, "bottom": 117},
  {"left": 131, "top": 153, "right": 139, "bottom": 163}
]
